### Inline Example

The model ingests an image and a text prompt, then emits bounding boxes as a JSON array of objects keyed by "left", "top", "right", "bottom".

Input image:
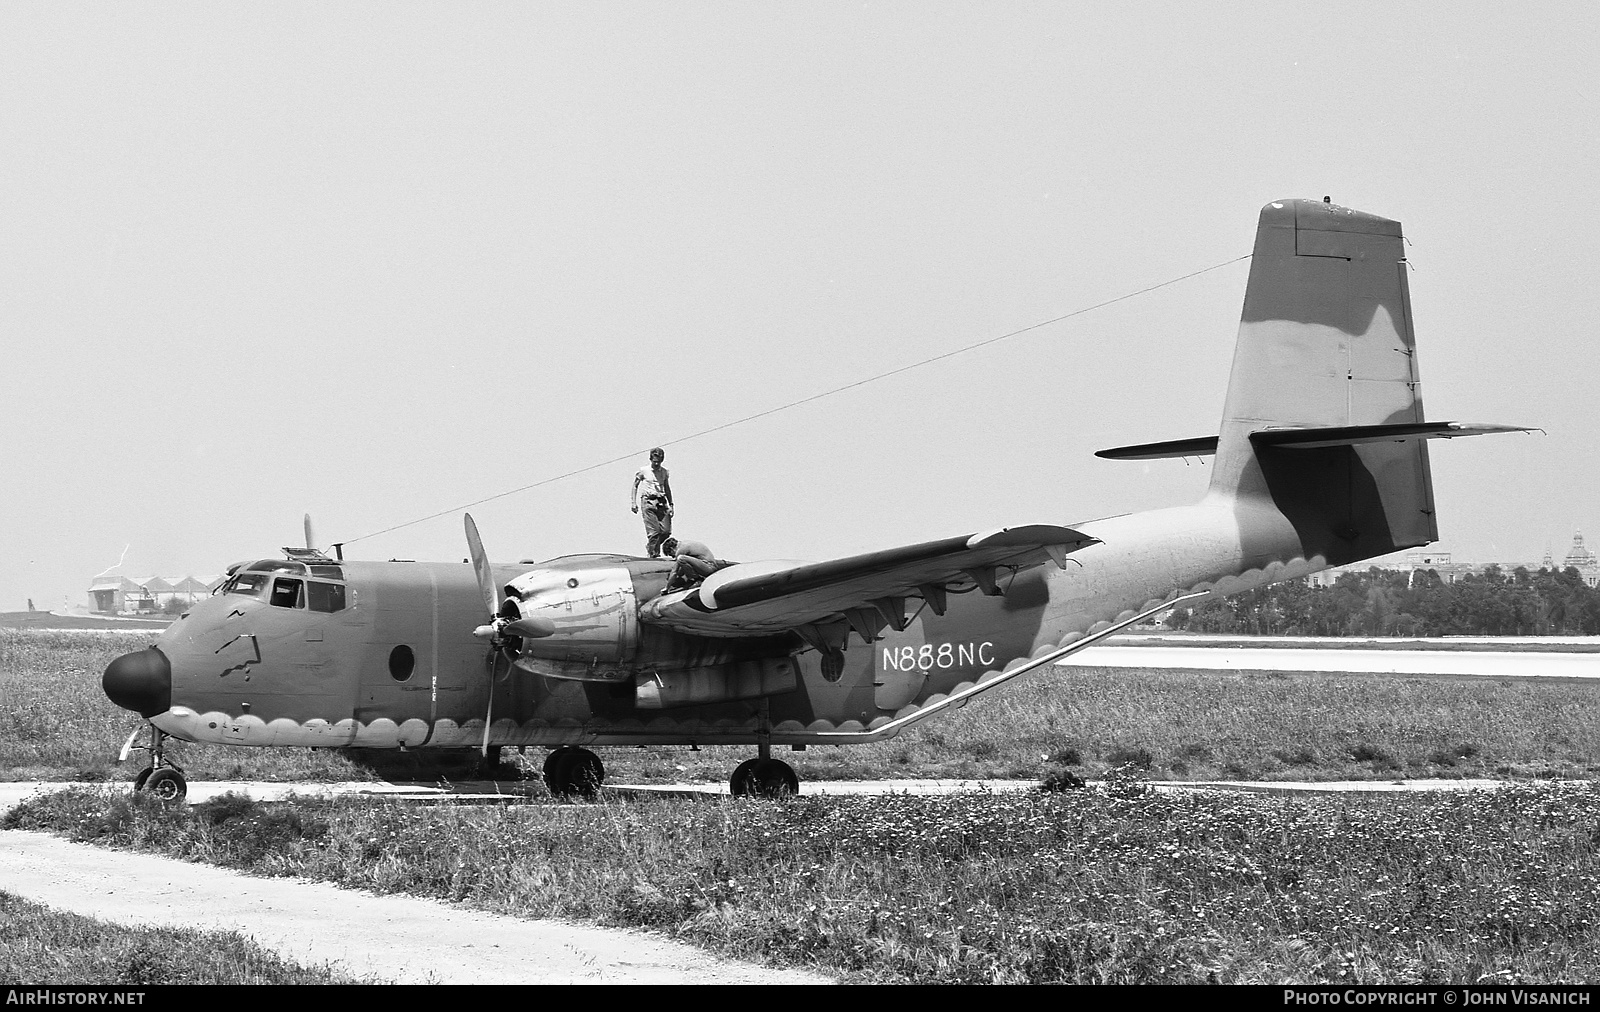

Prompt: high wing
[{"left": 638, "top": 524, "right": 1097, "bottom": 639}]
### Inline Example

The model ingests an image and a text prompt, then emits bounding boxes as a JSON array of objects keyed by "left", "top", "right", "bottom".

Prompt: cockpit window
[
  {"left": 248, "top": 560, "right": 307, "bottom": 574},
  {"left": 308, "top": 565, "right": 344, "bottom": 580},
  {"left": 307, "top": 581, "right": 346, "bottom": 613},
  {"left": 225, "top": 572, "right": 269, "bottom": 597},
  {"left": 269, "top": 577, "right": 305, "bottom": 609}
]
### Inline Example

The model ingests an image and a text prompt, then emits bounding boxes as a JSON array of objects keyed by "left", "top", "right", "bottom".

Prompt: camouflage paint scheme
[{"left": 107, "top": 199, "right": 1524, "bottom": 757}]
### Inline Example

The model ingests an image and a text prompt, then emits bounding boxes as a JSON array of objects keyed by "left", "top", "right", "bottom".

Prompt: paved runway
[
  {"left": 0, "top": 775, "right": 1526, "bottom": 819},
  {"left": 1061, "top": 644, "right": 1600, "bottom": 681}
]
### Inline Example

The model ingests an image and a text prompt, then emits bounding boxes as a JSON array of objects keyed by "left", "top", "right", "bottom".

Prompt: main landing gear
[
  {"left": 129, "top": 726, "right": 187, "bottom": 801},
  {"left": 543, "top": 746, "right": 605, "bottom": 798},
  {"left": 538, "top": 743, "right": 800, "bottom": 800},
  {"left": 730, "top": 742, "right": 799, "bottom": 798}
]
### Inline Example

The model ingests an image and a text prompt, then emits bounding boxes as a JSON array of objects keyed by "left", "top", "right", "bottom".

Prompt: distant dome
[{"left": 1563, "top": 531, "right": 1599, "bottom": 571}]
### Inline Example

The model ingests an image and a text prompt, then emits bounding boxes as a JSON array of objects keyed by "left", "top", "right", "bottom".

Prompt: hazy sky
[{"left": 3, "top": 2, "right": 1597, "bottom": 611}]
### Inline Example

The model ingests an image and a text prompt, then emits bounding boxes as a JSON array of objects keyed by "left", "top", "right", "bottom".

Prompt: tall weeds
[{"left": 12, "top": 784, "right": 1600, "bottom": 983}]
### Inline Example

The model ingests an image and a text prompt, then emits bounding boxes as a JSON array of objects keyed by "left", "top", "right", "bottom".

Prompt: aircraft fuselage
[{"left": 128, "top": 495, "right": 1317, "bottom": 751}]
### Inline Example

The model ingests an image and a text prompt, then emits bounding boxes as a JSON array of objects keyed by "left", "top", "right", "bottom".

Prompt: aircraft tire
[
  {"left": 566, "top": 749, "right": 604, "bottom": 798},
  {"left": 542, "top": 749, "right": 575, "bottom": 795},
  {"left": 133, "top": 767, "right": 152, "bottom": 792},
  {"left": 731, "top": 758, "right": 798, "bottom": 798},
  {"left": 728, "top": 758, "right": 760, "bottom": 796},
  {"left": 142, "top": 768, "right": 187, "bottom": 802},
  {"left": 544, "top": 747, "right": 604, "bottom": 799}
]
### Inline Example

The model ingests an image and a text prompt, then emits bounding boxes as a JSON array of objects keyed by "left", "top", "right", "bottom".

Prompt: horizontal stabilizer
[
  {"left": 1249, "top": 421, "right": 1536, "bottom": 449},
  {"left": 1095, "top": 436, "right": 1219, "bottom": 460},
  {"left": 1097, "top": 422, "right": 1532, "bottom": 460}
]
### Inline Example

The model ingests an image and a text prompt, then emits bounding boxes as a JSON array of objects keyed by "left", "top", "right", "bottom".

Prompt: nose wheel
[
  {"left": 542, "top": 747, "right": 605, "bottom": 798},
  {"left": 129, "top": 726, "right": 188, "bottom": 801},
  {"left": 140, "top": 767, "right": 187, "bottom": 801}
]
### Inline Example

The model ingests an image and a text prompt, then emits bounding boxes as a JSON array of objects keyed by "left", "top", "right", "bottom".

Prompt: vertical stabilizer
[{"left": 1211, "top": 199, "right": 1436, "bottom": 564}]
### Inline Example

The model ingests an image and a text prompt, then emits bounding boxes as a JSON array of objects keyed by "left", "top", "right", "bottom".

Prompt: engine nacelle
[
  {"left": 500, "top": 564, "right": 639, "bottom": 676},
  {"left": 635, "top": 656, "right": 796, "bottom": 709}
]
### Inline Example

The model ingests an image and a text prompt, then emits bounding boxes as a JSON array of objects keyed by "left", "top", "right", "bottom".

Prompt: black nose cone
[{"left": 103, "top": 648, "right": 172, "bottom": 718}]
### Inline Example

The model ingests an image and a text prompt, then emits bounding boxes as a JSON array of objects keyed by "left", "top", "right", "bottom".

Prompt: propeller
[
  {"left": 464, "top": 513, "right": 504, "bottom": 759},
  {"left": 463, "top": 513, "right": 556, "bottom": 758},
  {"left": 465, "top": 512, "right": 499, "bottom": 629}
]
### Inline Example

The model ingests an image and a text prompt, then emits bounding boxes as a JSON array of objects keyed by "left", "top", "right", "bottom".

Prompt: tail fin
[
  {"left": 1210, "top": 198, "right": 1434, "bottom": 565},
  {"left": 1094, "top": 199, "right": 1530, "bottom": 565}
]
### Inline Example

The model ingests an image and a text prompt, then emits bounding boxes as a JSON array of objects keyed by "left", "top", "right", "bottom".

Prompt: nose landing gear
[{"left": 125, "top": 725, "right": 187, "bottom": 801}]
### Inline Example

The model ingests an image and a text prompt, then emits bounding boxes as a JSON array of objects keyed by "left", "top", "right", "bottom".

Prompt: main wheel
[
  {"left": 565, "top": 749, "right": 604, "bottom": 798},
  {"left": 543, "top": 748, "right": 575, "bottom": 795},
  {"left": 544, "top": 747, "right": 604, "bottom": 798},
  {"left": 542, "top": 748, "right": 567, "bottom": 783},
  {"left": 729, "top": 758, "right": 760, "bottom": 796},
  {"left": 142, "top": 768, "right": 187, "bottom": 802},
  {"left": 731, "top": 758, "right": 798, "bottom": 798},
  {"left": 133, "top": 767, "right": 153, "bottom": 791}
]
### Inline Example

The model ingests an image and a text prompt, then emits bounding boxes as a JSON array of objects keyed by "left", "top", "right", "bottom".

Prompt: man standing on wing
[{"left": 631, "top": 447, "right": 674, "bottom": 558}]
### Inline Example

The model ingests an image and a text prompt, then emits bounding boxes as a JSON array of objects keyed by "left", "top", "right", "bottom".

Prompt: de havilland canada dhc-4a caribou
[{"left": 103, "top": 198, "right": 1530, "bottom": 799}]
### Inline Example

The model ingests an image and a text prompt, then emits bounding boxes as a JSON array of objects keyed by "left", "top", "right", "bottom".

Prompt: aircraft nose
[{"left": 102, "top": 648, "right": 172, "bottom": 718}]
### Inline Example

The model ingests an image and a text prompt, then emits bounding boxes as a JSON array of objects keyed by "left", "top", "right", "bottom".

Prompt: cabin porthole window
[{"left": 388, "top": 645, "right": 415, "bottom": 682}]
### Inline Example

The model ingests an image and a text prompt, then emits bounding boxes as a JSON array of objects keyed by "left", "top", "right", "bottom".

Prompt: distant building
[
  {"left": 1305, "top": 532, "right": 1600, "bottom": 589},
  {"left": 1562, "top": 531, "right": 1600, "bottom": 587},
  {"left": 1306, "top": 550, "right": 1475, "bottom": 587},
  {"left": 88, "top": 574, "right": 218, "bottom": 614}
]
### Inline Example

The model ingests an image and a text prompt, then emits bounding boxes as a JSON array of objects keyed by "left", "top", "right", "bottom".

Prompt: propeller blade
[
  {"left": 481, "top": 655, "right": 495, "bottom": 757},
  {"left": 502, "top": 615, "right": 557, "bottom": 639},
  {"left": 303, "top": 513, "right": 316, "bottom": 551},
  {"left": 464, "top": 513, "right": 499, "bottom": 618}
]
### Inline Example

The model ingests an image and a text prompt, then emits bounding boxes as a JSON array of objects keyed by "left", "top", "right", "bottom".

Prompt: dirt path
[{"left": 0, "top": 830, "right": 833, "bottom": 985}]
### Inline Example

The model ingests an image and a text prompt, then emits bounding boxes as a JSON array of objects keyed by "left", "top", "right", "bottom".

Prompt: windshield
[{"left": 224, "top": 572, "right": 270, "bottom": 597}]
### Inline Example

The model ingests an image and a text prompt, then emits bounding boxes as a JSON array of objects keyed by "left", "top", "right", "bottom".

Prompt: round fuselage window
[{"left": 388, "top": 645, "right": 415, "bottom": 681}]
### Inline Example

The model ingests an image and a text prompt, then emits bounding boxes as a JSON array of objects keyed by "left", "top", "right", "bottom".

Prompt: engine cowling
[{"left": 500, "top": 564, "right": 640, "bottom": 680}]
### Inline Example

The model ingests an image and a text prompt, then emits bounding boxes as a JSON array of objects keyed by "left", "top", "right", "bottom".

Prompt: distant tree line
[{"left": 1166, "top": 567, "right": 1600, "bottom": 636}]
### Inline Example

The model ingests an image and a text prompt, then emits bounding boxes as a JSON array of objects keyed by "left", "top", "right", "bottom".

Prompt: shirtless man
[
  {"left": 631, "top": 447, "right": 674, "bottom": 558},
  {"left": 661, "top": 537, "right": 725, "bottom": 591}
]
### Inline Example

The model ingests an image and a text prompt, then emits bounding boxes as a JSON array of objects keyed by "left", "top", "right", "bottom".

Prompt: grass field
[
  {"left": 9, "top": 783, "right": 1600, "bottom": 984},
  {"left": 0, "top": 888, "right": 377, "bottom": 983}
]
